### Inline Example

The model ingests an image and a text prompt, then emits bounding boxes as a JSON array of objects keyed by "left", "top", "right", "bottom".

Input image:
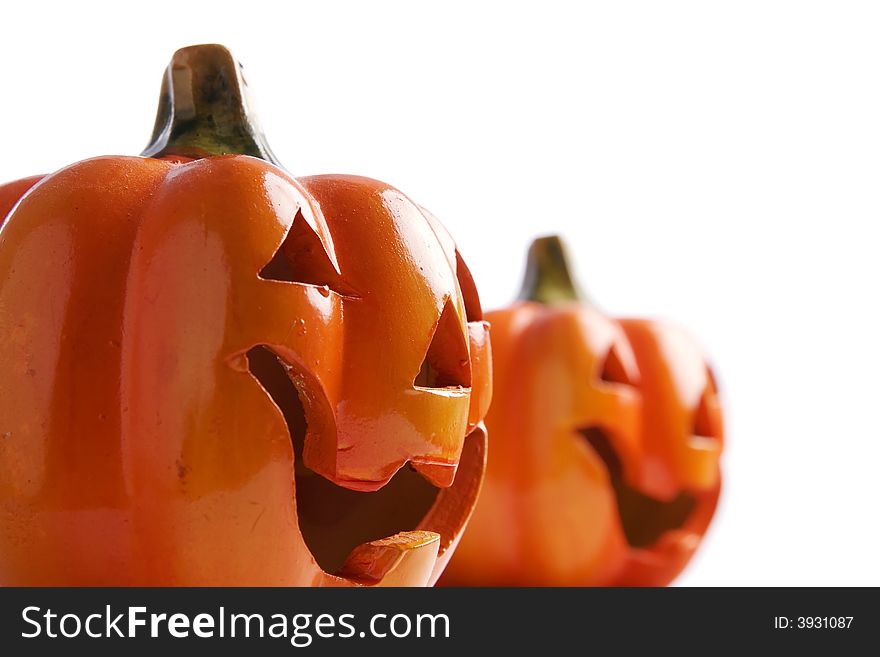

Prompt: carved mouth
[
  {"left": 579, "top": 427, "right": 697, "bottom": 548},
  {"left": 246, "top": 345, "right": 483, "bottom": 583}
]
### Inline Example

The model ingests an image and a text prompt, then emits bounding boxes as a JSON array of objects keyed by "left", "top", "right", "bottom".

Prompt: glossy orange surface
[
  {"left": 441, "top": 237, "right": 722, "bottom": 586},
  {"left": 0, "top": 175, "right": 43, "bottom": 226},
  {"left": 0, "top": 45, "right": 491, "bottom": 586}
]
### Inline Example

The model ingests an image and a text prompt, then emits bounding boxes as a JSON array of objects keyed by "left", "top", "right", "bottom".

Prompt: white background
[{"left": 2, "top": 1, "right": 878, "bottom": 585}]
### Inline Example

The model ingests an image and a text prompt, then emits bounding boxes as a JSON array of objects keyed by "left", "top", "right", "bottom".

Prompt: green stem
[
  {"left": 517, "top": 235, "right": 584, "bottom": 304},
  {"left": 141, "top": 44, "right": 281, "bottom": 165}
]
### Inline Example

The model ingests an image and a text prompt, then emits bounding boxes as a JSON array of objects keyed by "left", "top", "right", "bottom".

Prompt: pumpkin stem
[
  {"left": 142, "top": 44, "right": 281, "bottom": 165},
  {"left": 517, "top": 235, "right": 584, "bottom": 304}
]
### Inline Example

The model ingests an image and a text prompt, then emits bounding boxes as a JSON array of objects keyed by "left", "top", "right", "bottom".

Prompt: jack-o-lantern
[
  {"left": 441, "top": 236, "right": 722, "bottom": 586},
  {"left": 0, "top": 45, "right": 491, "bottom": 586}
]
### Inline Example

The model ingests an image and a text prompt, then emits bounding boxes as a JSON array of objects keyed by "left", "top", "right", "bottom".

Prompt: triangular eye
[
  {"left": 693, "top": 386, "right": 720, "bottom": 439},
  {"left": 260, "top": 210, "right": 354, "bottom": 295},
  {"left": 705, "top": 366, "right": 719, "bottom": 394},
  {"left": 599, "top": 345, "right": 635, "bottom": 386},
  {"left": 455, "top": 249, "right": 483, "bottom": 321},
  {"left": 414, "top": 299, "right": 471, "bottom": 389}
]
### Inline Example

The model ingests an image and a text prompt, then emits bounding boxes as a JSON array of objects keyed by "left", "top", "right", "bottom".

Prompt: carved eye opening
[
  {"left": 599, "top": 344, "right": 635, "bottom": 387},
  {"left": 455, "top": 249, "right": 483, "bottom": 322},
  {"left": 414, "top": 299, "right": 472, "bottom": 389},
  {"left": 705, "top": 366, "right": 719, "bottom": 395},
  {"left": 693, "top": 373, "right": 721, "bottom": 440},
  {"left": 259, "top": 209, "right": 357, "bottom": 297}
]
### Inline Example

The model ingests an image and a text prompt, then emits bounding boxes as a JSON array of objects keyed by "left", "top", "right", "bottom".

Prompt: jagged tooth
[
  {"left": 336, "top": 531, "right": 440, "bottom": 586},
  {"left": 411, "top": 461, "right": 458, "bottom": 488}
]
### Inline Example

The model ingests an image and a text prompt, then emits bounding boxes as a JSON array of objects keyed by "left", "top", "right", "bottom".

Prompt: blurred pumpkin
[
  {"left": 0, "top": 44, "right": 491, "bottom": 586},
  {"left": 441, "top": 236, "right": 722, "bottom": 586}
]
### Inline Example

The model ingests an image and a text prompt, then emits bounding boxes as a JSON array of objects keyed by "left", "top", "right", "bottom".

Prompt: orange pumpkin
[
  {"left": 441, "top": 236, "right": 722, "bottom": 586},
  {"left": 0, "top": 45, "right": 491, "bottom": 586}
]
